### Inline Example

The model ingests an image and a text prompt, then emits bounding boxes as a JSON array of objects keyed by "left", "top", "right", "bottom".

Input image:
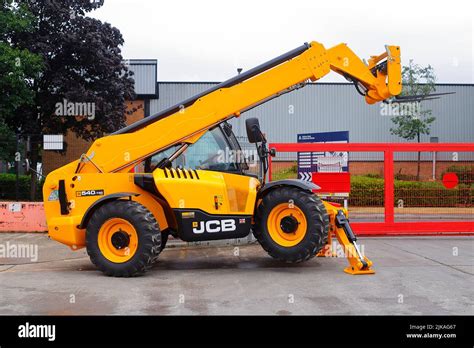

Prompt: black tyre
[
  {"left": 86, "top": 200, "right": 162, "bottom": 277},
  {"left": 160, "top": 231, "right": 169, "bottom": 251},
  {"left": 253, "top": 186, "right": 329, "bottom": 263}
]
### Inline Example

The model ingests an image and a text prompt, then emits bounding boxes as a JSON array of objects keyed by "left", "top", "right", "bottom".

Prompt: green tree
[
  {"left": 0, "top": 1, "right": 43, "bottom": 192},
  {"left": 5, "top": 0, "right": 135, "bottom": 199},
  {"left": 390, "top": 60, "right": 436, "bottom": 180},
  {"left": 0, "top": 119, "right": 16, "bottom": 162},
  {"left": 0, "top": 0, "right": 43, "bottom": 132}
]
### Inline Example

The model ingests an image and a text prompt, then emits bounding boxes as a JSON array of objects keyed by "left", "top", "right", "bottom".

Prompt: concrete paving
[{"left": 0, "top": 233, "right": 472, "bottom": 315}]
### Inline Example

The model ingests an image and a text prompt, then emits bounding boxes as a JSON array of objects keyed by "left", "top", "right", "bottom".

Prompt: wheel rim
[
  {"left": 267, "top": 203, "right": 307, "bottom": 247},
  {"left": 98, "top": 218, "right": 138, "bottom": 263}
]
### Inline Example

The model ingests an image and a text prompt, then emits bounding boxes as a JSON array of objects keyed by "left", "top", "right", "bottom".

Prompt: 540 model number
[{"left": 76, "top": 189, "right": 104, "bottom": 197}]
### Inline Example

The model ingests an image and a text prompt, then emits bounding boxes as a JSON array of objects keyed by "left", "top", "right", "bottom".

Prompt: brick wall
[{"left": 350, "top": 161, "right": 470, "bottom": 180}]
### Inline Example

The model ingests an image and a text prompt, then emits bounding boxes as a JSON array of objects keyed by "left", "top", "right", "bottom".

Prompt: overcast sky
[{"left": 90, "top": 0, "right": 473, "bottom": 83}]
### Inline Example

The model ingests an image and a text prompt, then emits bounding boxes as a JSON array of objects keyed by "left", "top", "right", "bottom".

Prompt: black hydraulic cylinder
[
  {"left": 336, "top": 209, "right": 368, "bottom": 268},
  {"left": 335, "top": 210, "right": 357, "bottom": 243}
]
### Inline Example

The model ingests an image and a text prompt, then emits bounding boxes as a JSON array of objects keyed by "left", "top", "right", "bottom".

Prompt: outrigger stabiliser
[
  {"left": 317, "top": 204, "right": 375, "bottom": 275},
  {"left": 334, "top": 210, "right": 375, "bottom": 275}
]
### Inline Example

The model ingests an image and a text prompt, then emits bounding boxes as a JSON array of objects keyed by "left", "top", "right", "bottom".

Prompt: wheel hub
[
  {"left": 280, "top": 215, "right": 299, "bottom": 234},
  {"left": 111, "top": 229, "right": 130, "bottom": 250}
]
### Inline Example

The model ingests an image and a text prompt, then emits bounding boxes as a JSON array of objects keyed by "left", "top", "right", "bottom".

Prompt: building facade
[{"left": 150, "top": 82, "right": 474, "bottom": 144}]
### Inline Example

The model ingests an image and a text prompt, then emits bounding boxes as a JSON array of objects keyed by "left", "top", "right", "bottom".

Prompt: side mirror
[{"left": 245, "top": 117, "right": 264, "bottom": 143}]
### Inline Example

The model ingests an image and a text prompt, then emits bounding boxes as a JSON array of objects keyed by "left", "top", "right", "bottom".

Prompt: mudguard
[{"left": 258, "top": 179, "right": 320, "bottom": 198}]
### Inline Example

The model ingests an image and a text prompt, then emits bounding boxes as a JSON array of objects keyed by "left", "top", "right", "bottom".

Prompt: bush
[
  {"left": 269, "top": 167, "right": 473, "bottom": 207},
  {"left": 349, "top": 176, "right": 385, "bottom": 206},
  {"left": 350, "top": 175, "right": 473, "bottom": 207},
  {"left": 364, "top": 173, "right": 382, "bottom": 179},
  {"left": 394, "top": 173, "right": 417, "bottom": 181},
  {"left": 0, "top": 173, "right": 44, "bottom": 201},
  {"left": 272, "top": 163, "right": 298, "bottom": 181},
  {"left": 394, "top": 179, "right": 470, "bottom": 207}
]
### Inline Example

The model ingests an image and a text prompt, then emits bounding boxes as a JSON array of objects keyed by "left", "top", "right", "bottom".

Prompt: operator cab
[{"left": 145, "top": 121, "right": 263, "bottom": 179}]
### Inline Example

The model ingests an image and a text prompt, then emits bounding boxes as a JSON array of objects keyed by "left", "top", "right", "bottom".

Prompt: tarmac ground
[{"left": 0, "top": 233, "right": 472, "bottom": 315}]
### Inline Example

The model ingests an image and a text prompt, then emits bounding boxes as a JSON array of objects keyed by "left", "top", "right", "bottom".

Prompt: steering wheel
[{"left": 196, "top": 153, "right": 221, "bottom": 169}]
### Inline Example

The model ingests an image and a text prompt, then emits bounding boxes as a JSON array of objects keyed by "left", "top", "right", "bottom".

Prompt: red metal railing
[{"left": 268, "top": 143, "right": 474, "bottom": 236}]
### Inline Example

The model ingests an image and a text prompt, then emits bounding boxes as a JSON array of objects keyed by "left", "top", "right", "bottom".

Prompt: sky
[{"left": 89, "top": 0, "right": 474, "bottom": 83}]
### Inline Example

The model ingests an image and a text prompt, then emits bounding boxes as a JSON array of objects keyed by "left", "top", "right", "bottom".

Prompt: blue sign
[{"left": 297, "top": 131, "right": 349, "bottom": 181}]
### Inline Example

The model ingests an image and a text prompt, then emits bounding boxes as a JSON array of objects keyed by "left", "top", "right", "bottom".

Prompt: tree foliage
[
  {"left": 0, "top": 0, "right": 43, "bottom": 123},
  {"left": 0, "top": 119, "right": 16, "bottom": 161},
  {"left": 1, "top": 0, "right": 135, "bottom": 199},
  {"left": 390, "top": 60, "right": 436, "bottom": 142},
  {"left": 7, "top": 0, "right": 135, "bottom": 140}
]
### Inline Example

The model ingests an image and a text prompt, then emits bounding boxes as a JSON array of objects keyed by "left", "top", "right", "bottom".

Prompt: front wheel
[
  {"left": 86, "top": 200, "right": 162, "bottom": 277},
  {"left": 160, "top": 231, "right": 169, "bottom": 251},
  {"left": 253, "top": 187, "right": 329, "bottom": 263}
]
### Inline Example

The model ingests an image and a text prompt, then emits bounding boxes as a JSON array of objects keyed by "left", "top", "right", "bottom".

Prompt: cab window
[
  {"left": 181, "top": 127, "right": 239, "bottom": 172},
  {"left": 147, "top": 127, "right": 240, "bottom": 173}
]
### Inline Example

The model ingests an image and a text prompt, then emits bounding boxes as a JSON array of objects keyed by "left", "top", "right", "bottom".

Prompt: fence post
[{"left": 384, "top": 149, "right": 394, "bottom": 223}]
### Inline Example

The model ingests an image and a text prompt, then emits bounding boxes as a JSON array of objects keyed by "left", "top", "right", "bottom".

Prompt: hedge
[
  {"left": 272, "top": 165, "right": 473, "bottom": 207},
  {"left": 350, "top": 175, "right": 473, "bottom": 207},
  {"left": 0, "top": 173, "right": 44, "bottom": 201}
]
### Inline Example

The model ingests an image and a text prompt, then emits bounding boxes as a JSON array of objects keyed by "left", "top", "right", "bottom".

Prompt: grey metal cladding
[
  {"left": 128, "top": 60, "right": 158, "bottom": 96},
  {"left": 149, "top": 82, "right": 474, "bottom": 144}
]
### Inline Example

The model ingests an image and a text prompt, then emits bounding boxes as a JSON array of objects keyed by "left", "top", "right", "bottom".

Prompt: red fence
[{"left": 268, "top": 143, "right": 474, "bottom": 236}]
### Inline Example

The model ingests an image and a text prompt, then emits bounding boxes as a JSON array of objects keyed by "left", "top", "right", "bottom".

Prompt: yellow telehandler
[{"left": 42, "top": 41, "right": 402, "bottom": 276}]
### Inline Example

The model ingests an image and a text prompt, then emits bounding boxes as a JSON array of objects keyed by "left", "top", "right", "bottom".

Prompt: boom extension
[{"left": 75, "top": 41, "right": 401, "bottom": 174}]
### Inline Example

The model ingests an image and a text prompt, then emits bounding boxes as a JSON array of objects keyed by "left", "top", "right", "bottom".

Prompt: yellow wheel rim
[
  {"left": 267, "top": 203, "right": 308, "bottom": 247},
  {"left": 98, "top": 218, "right": 138, "bottom": 263}
]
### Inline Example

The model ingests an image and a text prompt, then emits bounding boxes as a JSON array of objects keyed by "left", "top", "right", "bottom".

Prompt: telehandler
[{"left": 42, "top": 41, "right": 402, "bottom": 277}]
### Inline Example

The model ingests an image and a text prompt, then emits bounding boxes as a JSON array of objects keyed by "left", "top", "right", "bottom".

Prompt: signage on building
[
  {"left": 297, "top": 131, "right": 349, "bottom": 181},
  {"left": 43, "top": 135, "right": 64, "bottom": 150}
]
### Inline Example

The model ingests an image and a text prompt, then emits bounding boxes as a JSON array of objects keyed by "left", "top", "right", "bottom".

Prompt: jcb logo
[{"left": 192, "top": 219, "right": 236, "bottom": 234}]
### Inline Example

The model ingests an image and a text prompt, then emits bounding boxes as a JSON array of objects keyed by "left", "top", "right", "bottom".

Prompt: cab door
[{"left": 151, "top": 125, "right": 260, "bottom": 241}]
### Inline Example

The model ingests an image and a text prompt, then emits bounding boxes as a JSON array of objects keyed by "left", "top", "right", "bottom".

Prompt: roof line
[
  {"left": 157, "top": 81, "right": 474, "bottom": 87},
  {"left": 127, "top": 59, "right": 158, "bottom": 62}
]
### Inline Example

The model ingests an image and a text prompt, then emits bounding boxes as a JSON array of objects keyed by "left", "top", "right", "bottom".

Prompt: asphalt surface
[{"left": 0, "top": 233, "right": 472, "bottom": 315}]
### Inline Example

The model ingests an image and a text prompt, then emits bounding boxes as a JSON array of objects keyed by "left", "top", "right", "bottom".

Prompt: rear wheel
[
  {"left": 253, "top": 187, "right": 329, "bottom": 263},
  {"left": 86, "top": 200, "right": 162, "bottom": 277}
]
